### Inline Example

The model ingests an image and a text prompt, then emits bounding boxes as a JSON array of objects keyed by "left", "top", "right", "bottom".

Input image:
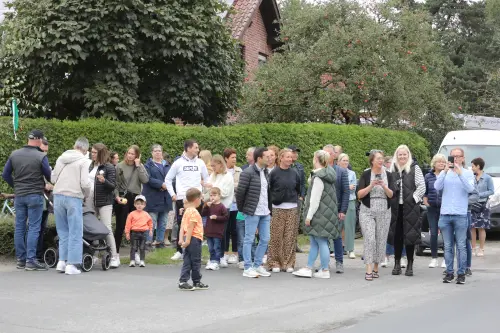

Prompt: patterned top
[{"left": 370, "top": 171, "right": 388, "bottom": 200}]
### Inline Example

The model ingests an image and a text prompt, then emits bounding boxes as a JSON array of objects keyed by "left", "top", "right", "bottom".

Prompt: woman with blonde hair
[
  {"left": 293, "top": 150, "right": 339, "bottom": 279},
  {"left": 267, "top": 145, "right": 280, "bottom": 173},
  {"left": 199, "top": 150, "right": 213, "bottom": 175},
  {"left": 389, "top": 145, "right": 425, "bottom": 277},
  {"left": 423, "top": 154, "right": 446, "bottom": 268}
]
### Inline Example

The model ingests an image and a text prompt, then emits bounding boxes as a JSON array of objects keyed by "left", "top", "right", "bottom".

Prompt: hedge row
[{"left": 0, "top": 117, "right": 430, "bottom": 195}]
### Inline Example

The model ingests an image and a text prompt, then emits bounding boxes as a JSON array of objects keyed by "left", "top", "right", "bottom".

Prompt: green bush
[{"left": 0, "top": 117, "right": 429, "bottom": 194}]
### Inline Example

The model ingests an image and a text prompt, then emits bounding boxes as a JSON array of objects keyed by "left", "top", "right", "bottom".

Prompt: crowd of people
[{"left": 1, "top": 129, "right": 495, "bottom": 289}]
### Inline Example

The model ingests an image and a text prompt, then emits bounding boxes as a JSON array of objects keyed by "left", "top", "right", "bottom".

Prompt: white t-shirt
[{"left": 89, "top": 166, "right": 98, "bottom": 186}]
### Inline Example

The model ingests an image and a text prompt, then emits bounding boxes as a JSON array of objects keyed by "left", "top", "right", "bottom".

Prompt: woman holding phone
[{"left": 357, "top": 150, "right": 395, "bottom": 281}]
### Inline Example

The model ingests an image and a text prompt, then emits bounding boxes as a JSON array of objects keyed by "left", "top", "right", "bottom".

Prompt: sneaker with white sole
[
  {"left": 243, "top": 268, "right": 259, "bottom": 278},
  {"left": 139, "top": 260, "right": 145, "bottom": 267},
  {"left": 271, "top": 267, "right": 281, "bottom": 273},
  {"left": 286, "top": 267, "right": 294, "bottom": 273},
  {"left": 129, "top": 260, "right": 136, "bottom": 267},
  {"left": 223, "top": 254, "right": 229, "bottom": 261},
  {"left": 349, "top": 252, "right": 356, "bottom": 259},
  {"left": 56, "top": 260, "right": 66, "bottom": 273},
  {"left": 292, "top": 267, "right": 312, "bottom": 278},
  {"left": 313, "top": 269, "right": 331, "bottom": 279},
  {"left": 65, "top": 264, "right": 81, "bottom": 275},
  {"left": 117, "top": 255, "right": 121, "bottom": 266},
  {"left": 441, "top": 260, "right": 446, "bottom": 268},
  {"left": 220, "top": 258, "right": 229, "bottom": 268},
  {"left": 401, "top": 257, "right": 407, "bottom": 268},
  {"left": 228, "top": 254, "right": 238, "bottom": 264},
  {"left": 110, "top": 257, "right": 120, "bottom": 268},
  {"left": 212, "top": 262, "right": 220, "bottom": 270},
  {"left": 135, "top": 253, "right": 140, "bottom": 263},
  {"left": 381, "top": 256, "right": 389, "bottom": 268},
  {"left": 238, "top": 261, "right": 245, "bottom": 270},
  {"left": 171, "top": 251, "right": 183, "bottom": 261},
  {"left": 429, "top": 258, "right": 438, "bottom": 268},
  {"left": 255, "top": 266, "right": 271, "bottom": 277},
  {"left": 205, "top": 262, "right": 212, "bottom": 270}
]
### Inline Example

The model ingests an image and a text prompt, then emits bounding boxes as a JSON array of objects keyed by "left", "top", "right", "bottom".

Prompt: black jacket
[
  {"left": 235, "top": 164, "right": 272, "bottom": 216},
  {"left": 356, "top": 170, "right": 395, "bottom": 209},
  {"left": 90, "top": 163, "right": 116, "bottom": 208}
]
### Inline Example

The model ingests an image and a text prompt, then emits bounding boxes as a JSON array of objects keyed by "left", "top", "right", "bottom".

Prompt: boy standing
[
  {"left": 202, "top": 187, "right": 229, "bottom": 270},
  {"left": 179, "top": 188, "right": 209, "bottom": 290},
  {"left": 125, "top": 195, "right": 153, "bottom": 267}
]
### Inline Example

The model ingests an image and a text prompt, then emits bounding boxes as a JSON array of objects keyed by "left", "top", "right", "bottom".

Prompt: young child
[
  {"left": 178, "top": 188, "right": 209, "bottom": 291},
  {"left": 201, "top": 187, "right": 229, "bottom": 270},
  {"left": 125, "top": 195, "right": 153, "bottom": 268}
]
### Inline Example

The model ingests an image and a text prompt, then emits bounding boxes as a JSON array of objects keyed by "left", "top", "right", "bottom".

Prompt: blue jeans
[
  {"left": 54, "top": 195, "right": 83, "bottom": 265},
  {"left": 243, "top": 215, "right": 270, "bottom": 270},
  {"left": 386, "top": 243, "right": 406, "bottom": 256},
  {"left": 207, "top": 237, "right": 222, "bottom": 262},
  {"left": 236, "top": 219, "right": 256, "bottom": 262},
  {"left": 14, "top": 194, "right": 44, "bottom": 262},
  {"left": 148, "top": 211, "right": 167, "bottom": 243},
  {"left": 467, "top": 212, "right": 472, "bottom": 269},
  {"left": 329, "top": 237, "right": 343, "bottom": 263},
  {"left": 308, "top": 236, "right": 330, "bottom": 270},
  {"left": 439, "top": 214, "right": 468, "bottom": 275},
  {"left": 427, "top": 206, "right": 440, "bottom": 258}
]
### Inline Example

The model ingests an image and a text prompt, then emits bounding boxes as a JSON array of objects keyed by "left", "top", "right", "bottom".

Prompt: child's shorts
[{"left": 166, "top": 210, "right": 175, "bottom": 230}]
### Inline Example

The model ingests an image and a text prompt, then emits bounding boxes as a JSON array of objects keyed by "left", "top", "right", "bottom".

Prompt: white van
[{"left": 438, "top": 130, "right": 500, "bottom": 230}]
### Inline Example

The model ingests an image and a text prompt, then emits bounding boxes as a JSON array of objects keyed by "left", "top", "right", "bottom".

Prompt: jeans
[
  {"left": 179, "top": 237, "right": 202, "bottom": 284},
  {"left": 386, "top": 244, "right": 406, "bottom": 257},
  {"left": 54, "top": 194, "right": 83, "bottom": 265},
  {"left": 439, "top": 214, "right": 468, "bottom": 275},
  {"left": 243, "top": 215, "right": 270, "bottom": 270},
  {"left": 328, "top": 237, "right": 343, "bottom": 264},
  {"left": 130, "top": 231, "right": 147, "bottom": 261},
  {"left": 207, "top": 237, "right": 222, "bottom": 262},
  {"left": 307, "top": 236, "right": 330, "bottom": 270},
  {"left": 36, "top": 210, "right": 49, "bottom": 260},
  {"left": 236, "top": 218, "right": 256, "bottom": 262},
  {"left": 427, "top": 206, "right": 441, "bottom": 258},
  {"left": 467, "top": 212, "right": 472, "bottom": 269},
  {"left": 148, "top": 211, "right": 167, "bottom": 243},
  {"left": 14, "top": 194, "right": 44, "bottom": 262}
]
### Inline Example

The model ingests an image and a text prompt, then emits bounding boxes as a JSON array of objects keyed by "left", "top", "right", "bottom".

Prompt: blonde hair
[
  {"left": 337, "top": 153, "right": 349, "bottom": 164},
  {"left": 211, "top": 154, "right": 227, "bottom": 174},
  {"left": 391, "top": 145, "right": 413, "bottom": 174},
  {"left": 278, "top": 148, "right": 292, "bottom": 165},
  {"left": 314, "top": 150, "right": 330, "bottom": 168},
  {"left": 199, "top": 150, "right": 213, "bottom": 174},
  {"left": 430, "top": 154, "right": 446, "bottom": 169}
]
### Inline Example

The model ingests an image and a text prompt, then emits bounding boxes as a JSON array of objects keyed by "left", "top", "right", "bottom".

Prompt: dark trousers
[
  {"left": 114, "top": 192, "right": 137, "bottom": 252},
  {"left": 130, "top": 231, "right": 147, "bottom": 261},
  {"left": 223, "top": 210, "right": 238, "bottom": 252},
  {"left": 36, "top": 210, "right": 49, "bottom": 260},
  {"left": 179, "top": 237, "right": 202, "bottom": 284},
  {"left": 394, "top": 205, "right": 415, "bottom": 261},
  {"left": 175, "top": 199, "right": 203, "bottom": 253},
  {"left": 427, "top": 206, "right": 440, "bottom": 258}
]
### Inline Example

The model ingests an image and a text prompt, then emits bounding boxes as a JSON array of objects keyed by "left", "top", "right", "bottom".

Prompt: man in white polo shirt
[{"left": 166, "top": 139, "right": 209, "bottom": 260}]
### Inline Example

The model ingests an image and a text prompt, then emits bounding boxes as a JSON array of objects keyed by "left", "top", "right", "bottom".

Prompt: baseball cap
[
  {"left": 28, "top": 129, "right": 45, "bottom": 140},
  {"left": 287, "top": 145, "right": 301, "bottom": 153},
  {"left": 134, "top": 195, "right": 147, "bottom": 202}
]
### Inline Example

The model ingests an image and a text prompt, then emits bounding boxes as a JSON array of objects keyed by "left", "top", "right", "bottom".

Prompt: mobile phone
[
  {"left": 375, "top": 174, "right": 382, "bottom": 180},
  {"left": 448, "top": 156, "right": 455, "bottom": 167}
]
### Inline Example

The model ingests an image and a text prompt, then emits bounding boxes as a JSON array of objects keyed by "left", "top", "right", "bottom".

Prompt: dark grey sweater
[{"left": 269, "top": 167, "right": 301, "bottom": 206}]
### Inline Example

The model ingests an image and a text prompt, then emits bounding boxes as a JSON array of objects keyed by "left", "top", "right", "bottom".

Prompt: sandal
[
  {"left": 372, "top": 271, "right": 379, "bottom": 278},
  {"left": 365, "top": 273, "right": 373, "bottom": 281}
]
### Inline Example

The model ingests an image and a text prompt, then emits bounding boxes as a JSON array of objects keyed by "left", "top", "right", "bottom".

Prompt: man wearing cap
[
  {"left": 288, "top": 145, "right": 306, "bottom": 253},
  {"left": 2, "top": 129, "right": 52, "bottom": 270}
]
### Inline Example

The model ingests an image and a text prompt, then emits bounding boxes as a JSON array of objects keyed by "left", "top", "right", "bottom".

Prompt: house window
[{"left": 258, "top": 53, "right": 268, "bottom": 66}]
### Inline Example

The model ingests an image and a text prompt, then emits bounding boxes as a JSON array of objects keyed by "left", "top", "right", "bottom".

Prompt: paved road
[{"left": 0, "top": 240, "right": 499, "bottom": 333}]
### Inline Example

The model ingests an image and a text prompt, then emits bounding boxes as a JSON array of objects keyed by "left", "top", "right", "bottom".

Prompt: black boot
[
  {"left": 405, "top": 260, "right": 414, "bottom": 276},
  {"left": 392, "top": 260, "right": 402, "bottom": 275}
]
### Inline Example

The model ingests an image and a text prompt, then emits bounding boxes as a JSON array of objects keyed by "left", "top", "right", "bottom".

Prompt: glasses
[{"left": 451, "top": 155, "right": 463, "bottom": 158}]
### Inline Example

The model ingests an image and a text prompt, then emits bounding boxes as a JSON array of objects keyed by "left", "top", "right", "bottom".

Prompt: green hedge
[{"left": 0, "top": 117, "right": 429, "bottom": 195}]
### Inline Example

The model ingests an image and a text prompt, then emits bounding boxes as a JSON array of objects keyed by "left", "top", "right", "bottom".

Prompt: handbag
[{"left": 470, "top": 201, "right": 486, "bottom": 214}]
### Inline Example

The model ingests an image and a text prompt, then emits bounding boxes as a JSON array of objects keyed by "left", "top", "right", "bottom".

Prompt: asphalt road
[{"left": 0, "top": 239, "right": 499, "bottom": 333}]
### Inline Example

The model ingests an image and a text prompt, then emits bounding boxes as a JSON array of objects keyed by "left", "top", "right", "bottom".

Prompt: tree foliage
[
  {"left": 0, "top": 0, "right": 243, "bottom": 124},
  {"left": 239, "top": 0, "right": 459, "bottom": 147}
]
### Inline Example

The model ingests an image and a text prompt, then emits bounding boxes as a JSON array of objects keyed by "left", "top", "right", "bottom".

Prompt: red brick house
[{"left": 225, "top": 0, "right": 281, "bottom": 76}]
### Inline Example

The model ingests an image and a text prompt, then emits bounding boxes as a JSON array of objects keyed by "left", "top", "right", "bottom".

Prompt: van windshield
[{"left": 439, "top": 145, "right": 500, "bottom": 177}]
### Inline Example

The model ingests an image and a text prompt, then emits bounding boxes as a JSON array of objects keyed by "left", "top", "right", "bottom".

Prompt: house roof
[{"left": 226, "top": 0, "right": 280, "bottom": 42}]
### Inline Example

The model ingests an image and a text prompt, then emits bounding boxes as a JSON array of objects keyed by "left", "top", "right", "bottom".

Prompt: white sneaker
[
  {"left": 223, "top": 254, "right": 229, "bottom": 261},
  {"left": 349, "top": 251, "right": 356, "bottom": 259},
  {"left": 228, "top": 254, "right": 238, "bottom": 264},
  {"left": 56, "top": 260, "right": 66, "bottom": 272},
  {"left": 65, "top": 264, "right": 81, "bottom": 275},
  {"left": 255, "top": 266, "right": 271, "bottom": 277},
  {"left": 129, "top": 260, "right": 136, "bottom": 267},
  {"left": 135, "top": 253, "right": 140, "bottom": 263},
  {"left": 441, "top": 260, "right": 446, "bottom": 268},
  {"left": 292, "top": 267, "right": 312, "bottom": 278},
  {"left": 238, "top": 261, "right": 245, "bottom": 270},
  {"left": 271, "top": 267, "right": 281, "bottom": 273},
  {"left": 401, "top": 257, "right": 407, "bottom": 268},
  {"left": 117, "top": 255, "right": 121, "bottom": 266},
  {"left": 286, "top": 267, "right": 294, "bottom": 273},
  {"left": 205, "top": 262, "right": 212, "bottom": 270},
  {"left": 381, "top": 256, "right": 389, "bottom": 268},
  {"left": 171, "top": 251, "right": 183, "bottom": 261},
  {"left": 313, "top": 269, "right": 331, "bottom": 279},
  {"left": 211, "top": 262, "right": 220, "bottom": 271},
  {"left": 243, "top": 268, "right": 259, "bottom": 278},
  {"left": 262, "top": 255, "right": 268, "bottom": 264},
  {"left": 110, "top": 257, "right": 120, "bottom": 268},
  {"left": 429, "top": 258, "right": 438, "bottom": 268},
  {"left": 220, "top": 258, "right": 229, "bottom": 268},
  {"left": 139, "top": 260, "right": 145, "bottom": 267}
]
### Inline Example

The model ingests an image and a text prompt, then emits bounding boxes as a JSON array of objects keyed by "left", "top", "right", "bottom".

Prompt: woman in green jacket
[{"left": 293, "top": 150, "right": 339, "bottom": 279}]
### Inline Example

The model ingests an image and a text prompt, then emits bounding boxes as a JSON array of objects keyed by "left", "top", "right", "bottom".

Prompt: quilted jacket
[
  {"left": 89, "top": 163, "right": 116, "bottom": 208},
  {"left": 302, "top": 167, "right": 340, "bottom": 239},
  {"left": 235, "top": 164, "right": 271, "bottom": 216}
]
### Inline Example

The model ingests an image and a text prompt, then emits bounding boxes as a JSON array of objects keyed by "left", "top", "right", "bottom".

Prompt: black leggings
[
  {"left": 114, "top": 192, "right": 137, "bottom": 252},
  {"left": 223, "top": 210, "right": 238, "bottom": 252},
  {"left": 130, "top": 231, "right": 147, "bottom": 261},
  {"left": 394, "top": 205, "right": 415, "bottom": 261}
]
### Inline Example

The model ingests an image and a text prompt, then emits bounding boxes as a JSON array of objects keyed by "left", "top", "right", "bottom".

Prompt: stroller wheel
[
  {"left": 101, "top": 252, "right": 111, "bottom": 271},
  {"left": 43, "top": 248, "right": 58, "bottom": 268},
  {"left": 82, "top": 253, "right": 94, "bottom": 272}
]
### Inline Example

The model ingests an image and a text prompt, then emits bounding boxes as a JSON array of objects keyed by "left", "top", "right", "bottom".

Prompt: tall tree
[{"left": 0, "top": 0, "right": 243, "bottom": 124}]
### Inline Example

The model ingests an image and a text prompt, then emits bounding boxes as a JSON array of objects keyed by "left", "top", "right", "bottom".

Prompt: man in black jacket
[{"left": 235, "top": 147, "right": 272, "bottom": 278}]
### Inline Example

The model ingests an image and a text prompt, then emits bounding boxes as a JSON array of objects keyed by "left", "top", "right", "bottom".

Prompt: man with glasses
[
  {"left": 435, "top": 148, "right": 475, "bottom": 285},
  {"left": 2, "top": 130, "right": 52, "bottom": 271}
]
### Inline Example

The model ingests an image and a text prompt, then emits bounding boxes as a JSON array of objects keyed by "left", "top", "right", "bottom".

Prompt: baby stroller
[{"left": 44, "top": 208, "right": 113, "bottom": 272}]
